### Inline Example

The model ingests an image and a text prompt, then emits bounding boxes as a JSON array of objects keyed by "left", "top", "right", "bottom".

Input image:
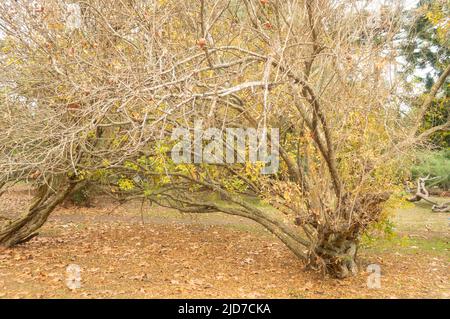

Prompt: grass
[
  {"left": 362, "top": 235, "right": 449, "bottom": 256},
  {"left": 361, "top": 197, "right": 449, "bottom": 258}
]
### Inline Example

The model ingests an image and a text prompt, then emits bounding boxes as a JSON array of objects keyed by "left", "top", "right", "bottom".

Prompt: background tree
[{"left": 402, "top": 0, "right": 449, "bottom": 148}]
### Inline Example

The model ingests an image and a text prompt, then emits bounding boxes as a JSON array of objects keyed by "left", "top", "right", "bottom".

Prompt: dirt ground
[{"left": 0, "top": 186, "right": 448, "bottom": 298}]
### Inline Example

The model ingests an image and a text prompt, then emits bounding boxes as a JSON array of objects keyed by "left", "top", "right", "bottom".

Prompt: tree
[
  {"left": 0, "top": 0, "right": 449, "bottom": 278},
  {"left": 402, "top": 0, "right": 450, "bottom": 148}
]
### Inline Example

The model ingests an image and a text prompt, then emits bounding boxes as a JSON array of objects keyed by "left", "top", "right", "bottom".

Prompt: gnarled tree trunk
[
  {"left": 0, "top": 176, "right": 77, "bottom": 247},
  {"left": 307, "top": 232, "right": 359, "bottom": 278}
]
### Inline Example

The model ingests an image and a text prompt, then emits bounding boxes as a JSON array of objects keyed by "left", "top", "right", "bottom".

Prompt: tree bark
[
  {"left": 0, "top": 177, "right": 77, "bottom": 247},
  {"left": 307, "top": 232, "right": 359, "bottom": 279}
]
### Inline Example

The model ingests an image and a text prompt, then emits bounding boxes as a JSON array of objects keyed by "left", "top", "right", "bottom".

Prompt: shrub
[{"left": 411, "top": 150, "right": 450, "bottom": 190}]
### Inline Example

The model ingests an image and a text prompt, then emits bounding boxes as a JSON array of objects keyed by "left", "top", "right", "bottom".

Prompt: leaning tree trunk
[
  {"left": 233, "top": 209, "right": 359, "bottom": 279},
  {"left": 0, "top": 176, "right": 77, "bottom": 247}
]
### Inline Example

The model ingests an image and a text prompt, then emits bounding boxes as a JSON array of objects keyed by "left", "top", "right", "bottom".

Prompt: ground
[{"left": 0, "top": 186, "right": 448, "bottom": 298}]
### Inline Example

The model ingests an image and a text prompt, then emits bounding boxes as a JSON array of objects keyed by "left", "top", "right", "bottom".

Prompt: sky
[
  {"left": 405, "top": 0, "right": 419, "bottom": 9},
  {"left": 367, "top": 0, "right": 418, "bottom": 10}
]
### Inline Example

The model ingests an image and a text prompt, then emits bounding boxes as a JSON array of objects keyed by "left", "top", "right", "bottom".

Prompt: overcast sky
[
  {"left": 405, "top": 0, "right": 419, "bottom": 9},
  {"left": 368, "top": 0, "right": 418, "bottom": 9}
]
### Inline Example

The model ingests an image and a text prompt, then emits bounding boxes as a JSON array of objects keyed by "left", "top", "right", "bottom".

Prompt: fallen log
[{"left": 407, "top": 176, "right": 449, "bottom": 212}]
